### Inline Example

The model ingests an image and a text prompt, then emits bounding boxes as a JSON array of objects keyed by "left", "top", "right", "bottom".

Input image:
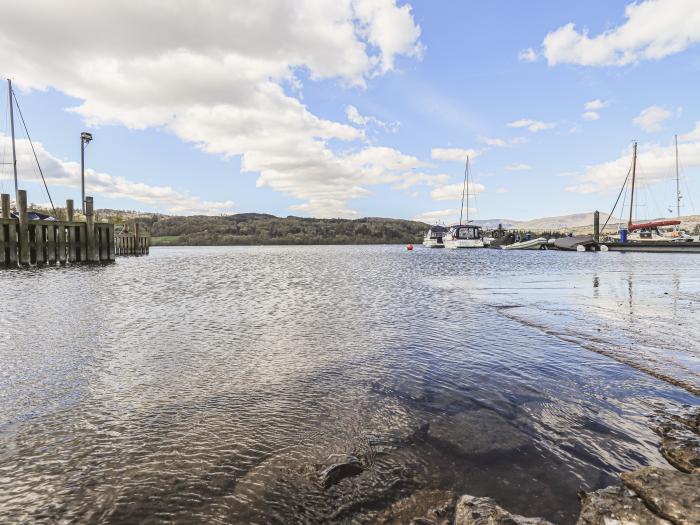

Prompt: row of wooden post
[
  {"left": 115, "top": 221, "right": 149, "bottom": 256},
  {"left": 0, "top": 190, "right": 151, "bottom": 266}
]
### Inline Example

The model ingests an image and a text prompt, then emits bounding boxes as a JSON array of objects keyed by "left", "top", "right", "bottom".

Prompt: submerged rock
[
  {"left": 318, "top": 454, "right": 363, "bottom": 488},
  {"left": 373, "top": 489, "right": 456, "bottom": 525},
  {"left": 454, "top": 495, "right": 554, "bottom": 525},
  {"left": 621, "top": 467, "right": 700, "bottom": 525},
  {"left": 576, "top": 485, "right": 671, "bottom": 525},
  {"left": 429, "top": 409, "right": 529, "bottom": 456}
]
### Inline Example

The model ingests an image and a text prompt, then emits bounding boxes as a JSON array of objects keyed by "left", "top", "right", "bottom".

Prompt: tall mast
[
  {"left": 466, "top": 156, "right": 470, "bottom": 224},
  {"left": 459, "top": 155, "right": 469, "bottom": 225},
  {"left": 8, "top": 79, "right": 18, "bottom": 206},
  {"left": 675, "top": 134, "right": 680, "bottom": 220},
  {"left": 628, "top": 141, "right": 637, "bottom": 231}
]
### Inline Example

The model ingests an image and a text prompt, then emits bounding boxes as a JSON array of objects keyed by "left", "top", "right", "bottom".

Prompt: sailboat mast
[
  {"left": 8, "top": 79, "right": 18, "bottom": 206},
  {"left": 459, "top": 155, "right": 469, "bottom": 225},
  {"left": 675, "top": 134, "right": 680, "bottom": 219},
  {"left": 466, "top": 156, "right": 470, "bottom": 224},
  {"left": 628, "top": 142, "right": 637, "bottom": 231}
]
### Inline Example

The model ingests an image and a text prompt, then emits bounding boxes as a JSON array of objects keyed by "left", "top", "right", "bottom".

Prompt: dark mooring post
[
  {"left": 17, "top": 189, "right": 29, "bottom": 265},
  {"left": 1, "top": 193, "right": 9, "bottom": 219},
  {"left": 593, "top": 210, "right": 600, "bottom": 242},
  {"left": 85, "top": 196, "right": 98, "bottom": 262}
]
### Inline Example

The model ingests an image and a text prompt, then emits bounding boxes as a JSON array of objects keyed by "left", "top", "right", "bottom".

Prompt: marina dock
[{"left": 1, "top": 191, "right": 149, "bottom": 266}]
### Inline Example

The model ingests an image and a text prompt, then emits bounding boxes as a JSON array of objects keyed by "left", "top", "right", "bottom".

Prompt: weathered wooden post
[
  {"left": 135, "top": 222, "right": 141, "bottom": 254},
  {"left": 1, "top": 193, "right": 9, "bottom": 219},
  {"left": 17, "top": 189, "right": 29, "bottom": 265},
  {"left": 593, "top": 210, "right": 600, "bottom": 242},
  {"left": 66, "top": 199, "right": 74, "bottom": 222},
  {"left": 85, "top": 196, "right": 98, "bottom": 262},
  {"left": 47, "top": 223, "right": 57, "bottom": 264},
  {"left": 0, "top": 193, "right": 8, "bottom": 266}
]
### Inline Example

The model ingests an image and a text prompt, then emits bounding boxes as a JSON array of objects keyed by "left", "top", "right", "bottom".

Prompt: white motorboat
[
  {"left": 501, "top": 237, "right": 547, "bottom": 250},
  {"left": 422, "top": 224, "right": 448, "bottom": 247},
  {"left": 443, "top": 224, "right": 485, "bottom": 248}
]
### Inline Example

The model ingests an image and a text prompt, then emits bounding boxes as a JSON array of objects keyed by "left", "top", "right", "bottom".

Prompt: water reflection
[{"left": 0, "top": 246, "right": 698, "bottom": 524}]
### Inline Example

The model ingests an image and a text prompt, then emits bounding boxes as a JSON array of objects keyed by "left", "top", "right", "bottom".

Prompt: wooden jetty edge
[{"left": 1, "top": 190, "right": 149, "bottom": 266}]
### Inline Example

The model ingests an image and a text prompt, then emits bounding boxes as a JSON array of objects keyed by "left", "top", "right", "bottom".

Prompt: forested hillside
[{"left": 144, "top": 214, "right": 428, "bottom": 245}]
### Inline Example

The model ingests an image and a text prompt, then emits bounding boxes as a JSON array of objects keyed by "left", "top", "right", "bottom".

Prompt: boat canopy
[
  {"left": 628, "top": 219, "right": 680, "bottom": 231},
  {"left": 448, "top": 224, "right": 482, "bottom": 239}
]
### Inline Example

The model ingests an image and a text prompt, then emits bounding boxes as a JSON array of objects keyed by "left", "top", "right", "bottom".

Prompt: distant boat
[
  {"left": 443, "top": 155, "right": 485, "bottom": 249},
  {"left": 500, "top": 237, "right": 547, "bottom": 250},
  {"left": 422, "top": 224, "right": 448, "bottom": 248}
]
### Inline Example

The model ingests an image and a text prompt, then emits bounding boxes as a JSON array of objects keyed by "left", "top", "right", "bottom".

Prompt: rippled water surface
[{"left": 1, "top": 246, "right": 699, "bottom": 524}]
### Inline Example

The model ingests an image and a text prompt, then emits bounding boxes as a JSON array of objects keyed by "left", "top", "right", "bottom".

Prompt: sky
[{"left": 1, "top": 0, "right": 699, "bottom": 222}]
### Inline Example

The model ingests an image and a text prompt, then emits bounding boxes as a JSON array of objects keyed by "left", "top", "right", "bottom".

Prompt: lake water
[{"left": 1, "top": 246, "right": 698, "bottom": 524}]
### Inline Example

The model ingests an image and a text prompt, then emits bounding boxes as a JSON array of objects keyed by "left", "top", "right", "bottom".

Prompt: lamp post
[{"left": 80, "top": 132, "right": 93, "bottom": 213}]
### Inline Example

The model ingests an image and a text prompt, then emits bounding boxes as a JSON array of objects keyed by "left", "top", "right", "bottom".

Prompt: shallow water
[{"left": 1, "top": 246, "right": 698, "bottom": 524}]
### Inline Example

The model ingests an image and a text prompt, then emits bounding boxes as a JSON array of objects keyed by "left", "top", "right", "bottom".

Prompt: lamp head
[{"left": 81, "top": 132, "right": 93, "bottom": 143}]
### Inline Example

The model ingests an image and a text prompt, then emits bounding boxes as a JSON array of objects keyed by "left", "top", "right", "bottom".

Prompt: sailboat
[
  {"left": 443, "top": 156, "right": 484, "bottom": 248},
  {"left": 600, "top": 140, "right": 700, "bottom": 251},
  {"left": 611, "top": 141, "right": 692, "bottom": 242}
]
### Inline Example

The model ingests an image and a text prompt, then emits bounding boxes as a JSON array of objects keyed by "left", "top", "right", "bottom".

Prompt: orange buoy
[{"left": 406, "top": 243, "right": 414, "bottom": 251}]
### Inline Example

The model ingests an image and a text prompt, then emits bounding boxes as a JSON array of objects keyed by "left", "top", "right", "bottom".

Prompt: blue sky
[{"left": 1, "top": 0, "right": 699, "bottom": 221}]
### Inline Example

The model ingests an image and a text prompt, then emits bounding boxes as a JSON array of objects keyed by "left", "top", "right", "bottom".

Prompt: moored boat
[
  {"left": 443, "top": 224, "right": 485, "bottom": 248},
  {"left": 422, "top": 224, "right": 448, "bottom": 247},
  {"left": 601, "top": 139, "right": 700, "bottom": 251},
  {"left": 500, "top": 237, "right": 547, "bottom": 250}
]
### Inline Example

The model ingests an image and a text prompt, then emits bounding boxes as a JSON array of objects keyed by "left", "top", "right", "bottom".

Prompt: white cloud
[
  {"left": 393, "top": 171, "right": 450, "bottom": 190},
  {"left": 582, "top": 111, "right": 600, "bottom": 121},
  {"left": 478, "top": 136, "right": 507, "bottom": 147},
  {"left": 518, "top": 48, "right": 538, "bottom": 62},
  {"left": 633, "top": 105, "right": 671, "bottom": 132},
  {"left": 431, "top": 148, "right": 482, "bottom": 162},
  {"left": 412, "top": 208, "right": 475, "bottom": 224},
  {"left": 505, "top": 163, "right": 532, "bottom": 171},
  {"left": 430, "top": 182, "right": 486, "bottom": 201},
  {"left": 345, "top": 105, "right": 399, "bottom": 132},
  {"left": 507, "top": 119, "right": 556, "bottom": 133},
  {"left": 542, "top": 0, "right": 700, "bottom": 67},
  {"left": 0, "top": 135, "right": 234, "bottom": 214},
  {"left": 496, "top": 187, "right": 509, "bottom": 194},
  {"left": 585, "top": 99, "right": 608, "bottom": 110},
  {"left": 0, "top": 0, "right": 423, "bottom": 218},
  {"left": 679, "top": 121, "right": 700, "bottom": 142},
  {"left": 346, "top": 105, "right": 370, "bottom": 126},
  {"left": 477, "top": 136, "right": 526, "bottom": 148},
  {"left": 564, "top": 135, "right": 700, "bottom": 194}
]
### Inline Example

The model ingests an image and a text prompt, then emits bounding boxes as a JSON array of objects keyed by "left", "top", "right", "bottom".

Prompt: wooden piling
[
  {"left": 593, "top": 210, "right": 600, "bottom": 242},
  {"left": 1, "top": 193, "right": 9, "bottom": 219},
  {"left": 17, "top": 190, "right": 29, "bottom": 265},
  {"left": 85, "top": 196, "right": 98, "bottom": 262},
  {"left": 66, "top": 199, "right": 74, "bottom": 222},
  {"left": 57, "top": 223, "right": 66, "bottom": 264}
]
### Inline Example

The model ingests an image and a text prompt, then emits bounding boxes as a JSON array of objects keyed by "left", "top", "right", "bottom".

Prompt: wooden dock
[{"left": 1, "top": 190, "right": 149, "bottom": 266}]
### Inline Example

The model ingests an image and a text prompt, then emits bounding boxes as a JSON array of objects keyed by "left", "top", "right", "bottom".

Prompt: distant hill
[{"left": 471, "top": 212, "right": 616, "bottom": 231}]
